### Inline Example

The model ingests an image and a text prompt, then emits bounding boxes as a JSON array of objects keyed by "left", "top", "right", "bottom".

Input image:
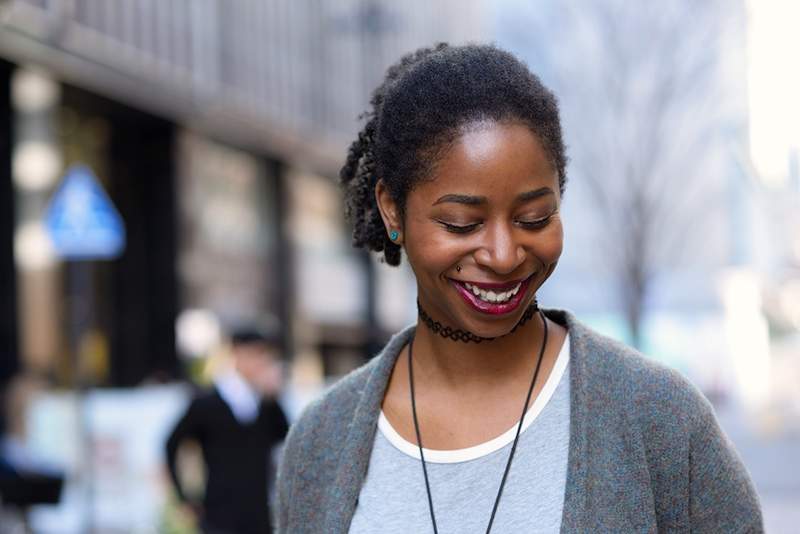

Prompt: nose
[{"left": 473, "top": 222, "right": 526, "bottom": 275}]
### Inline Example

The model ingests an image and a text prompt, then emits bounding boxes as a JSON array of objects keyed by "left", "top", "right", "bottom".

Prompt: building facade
[{"left": 0, "top": 0, "right": 487, "bottom": 388}]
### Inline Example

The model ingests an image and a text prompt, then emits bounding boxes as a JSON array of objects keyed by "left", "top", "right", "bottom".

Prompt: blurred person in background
[
  {"left": 275, "top": 43, "right": 763, "bottom": 533},
  {"left": 166, "top": 327, "right": 288, "bottom": 534}
]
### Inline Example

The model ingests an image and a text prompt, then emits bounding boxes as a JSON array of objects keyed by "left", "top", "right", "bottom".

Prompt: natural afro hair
[{"left": 340, "top": 42, "right": 567, "bottom": 266}]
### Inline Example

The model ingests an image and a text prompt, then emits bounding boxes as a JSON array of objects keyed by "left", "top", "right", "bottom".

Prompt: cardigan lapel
[
  {"left": 555, "top": 310, "right": 591, "bottom": 531},
  {"left": 320, "top": 310, "right": 592, "bottom": 532},
  {"left": 322, "top": 326, "right": 416, "bottom": 532}
]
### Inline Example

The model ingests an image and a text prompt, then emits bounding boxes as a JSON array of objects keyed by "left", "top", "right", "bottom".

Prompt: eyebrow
[{"left": 432, "top": 187, "right": 554, "bottom": 206}]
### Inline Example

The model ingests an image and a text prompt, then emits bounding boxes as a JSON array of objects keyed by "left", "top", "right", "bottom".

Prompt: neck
[{"left": 411, "top": 311, "right": 545, "bottom": 390}]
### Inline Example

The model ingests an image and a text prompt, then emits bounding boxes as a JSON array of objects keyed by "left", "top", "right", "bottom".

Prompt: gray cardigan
[{"left": 276, "top": 310, "right": 763, "bottom": 533}]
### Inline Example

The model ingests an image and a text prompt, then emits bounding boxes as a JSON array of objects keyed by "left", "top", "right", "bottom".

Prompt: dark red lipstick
[{"left": 449, "top": 275, "right": 533, "bottom": 315}]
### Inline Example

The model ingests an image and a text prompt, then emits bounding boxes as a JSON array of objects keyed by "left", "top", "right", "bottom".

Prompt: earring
[{"left": 389, "top": 230, "right": 399, "bottom": 241}]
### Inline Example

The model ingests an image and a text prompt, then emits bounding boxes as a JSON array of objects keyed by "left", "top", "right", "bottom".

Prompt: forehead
[{"left": 413, "top": 121, "right": 557, "bottom": 203}]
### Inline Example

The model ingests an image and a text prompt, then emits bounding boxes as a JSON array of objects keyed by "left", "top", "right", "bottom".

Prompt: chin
[{"left": 457, "top": 306, "right": 532, "bottom": 339}]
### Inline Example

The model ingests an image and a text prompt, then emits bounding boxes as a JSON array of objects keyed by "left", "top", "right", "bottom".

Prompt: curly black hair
[{"left": 340, "top": 42, "right": 567, "bottom": 266}]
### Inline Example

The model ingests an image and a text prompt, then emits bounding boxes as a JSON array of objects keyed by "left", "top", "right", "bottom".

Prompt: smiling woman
[
  {"left": 275, "top": 44, "right": 763, "bottom": 533},
  {"left": 378, "top": 122, "right": 562, "bottom": 334}
]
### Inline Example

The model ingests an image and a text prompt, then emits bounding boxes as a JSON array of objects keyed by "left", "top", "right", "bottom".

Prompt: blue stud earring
[{"left": 390, "top": 230, "right": 399, "bottom": 241}]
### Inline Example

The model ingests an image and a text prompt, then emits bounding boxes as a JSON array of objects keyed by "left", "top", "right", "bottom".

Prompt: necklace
[
  {"left": 417, "top": 298, "right": 538, "bottom": 344},
  {"left": 408, "top": 309, "right": 549, "bottom": 534}
]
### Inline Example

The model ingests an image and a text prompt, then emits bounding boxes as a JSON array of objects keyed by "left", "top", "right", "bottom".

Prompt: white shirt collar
[{"left": 215, "top": 369, "right": 260, "bottom": 424}]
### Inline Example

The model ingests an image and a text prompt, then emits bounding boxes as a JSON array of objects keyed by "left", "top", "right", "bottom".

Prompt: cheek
[
  {"left": 240, "top": 358, "right": 261, "bottom": 377},
  {"left": 533, "top": 220, "right": 564, "bottom": 265},
  {"left": 404, "top": 231, "right": 465, "bottom": 278},
  {"left": 403, "top": 198, "right": 460, "bottom": 275},
  {"left": 238, "top": 360, "right": 253, "bottom": 375}
]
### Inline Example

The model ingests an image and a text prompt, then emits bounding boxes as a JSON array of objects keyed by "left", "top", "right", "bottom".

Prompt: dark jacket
[{"left": 166, "top": 387, "right": 288, "bottom": 534}]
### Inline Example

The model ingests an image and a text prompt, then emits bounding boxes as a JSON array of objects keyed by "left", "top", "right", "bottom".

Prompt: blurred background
[{"left": 0, "top": 0, "right": 797, "bottom": 532}]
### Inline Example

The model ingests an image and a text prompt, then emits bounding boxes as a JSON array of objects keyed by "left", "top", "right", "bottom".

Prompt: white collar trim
[{"left": 378, "top": 333, "right": 570, "bottom": 464}]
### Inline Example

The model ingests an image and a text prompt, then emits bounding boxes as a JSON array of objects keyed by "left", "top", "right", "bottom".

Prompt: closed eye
[
  {"left": 437, "top": 215, "right": 553, "bottom": 234},
  {"left": 516, "top": 216, "right": 552, "bottom": 230},
  {"left": 438, "top": 221, "right": 481, "bottom": 234}
]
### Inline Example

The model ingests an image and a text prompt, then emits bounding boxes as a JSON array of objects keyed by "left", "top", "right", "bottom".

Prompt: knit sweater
[{"left": 275, "top": 309, "right": 763, "bottom": 533}]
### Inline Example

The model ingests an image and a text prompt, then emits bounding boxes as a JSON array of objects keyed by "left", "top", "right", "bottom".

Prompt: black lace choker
[{"left": 416, "top": 298, "right": 539, "bottom": 343}]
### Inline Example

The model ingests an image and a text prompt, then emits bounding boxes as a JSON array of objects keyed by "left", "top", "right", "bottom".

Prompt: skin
[
  {"left": 376, "top": 120, "right": 568, "bottom": 449},
  {"left": 234, "top": 342, "right": 283, "bottom": 397}
]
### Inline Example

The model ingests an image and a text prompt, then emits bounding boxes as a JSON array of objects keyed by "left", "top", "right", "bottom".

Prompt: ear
[{"left": 375, "top": 179, "right": 403, "bottom": 243}]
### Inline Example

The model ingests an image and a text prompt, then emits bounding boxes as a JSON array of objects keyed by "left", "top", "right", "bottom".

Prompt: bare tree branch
[{"left": 499, "top": 0, "right": 734, "bottom": 346}]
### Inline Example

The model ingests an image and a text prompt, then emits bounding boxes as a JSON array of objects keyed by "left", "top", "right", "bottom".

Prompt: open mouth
[
  {"left": 463, "top": 280, "right": 522, "bottom": 304},
  {"left": 449, "top": 274, "right": 534, "bottom": 315}
]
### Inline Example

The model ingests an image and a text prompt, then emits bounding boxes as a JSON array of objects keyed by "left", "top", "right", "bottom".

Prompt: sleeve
[
  {"left": 688, "top": 393, "right": 764, "bottom": 533},
  {"left": 165, "top": 398, "right": 202, "bottom": 503}
]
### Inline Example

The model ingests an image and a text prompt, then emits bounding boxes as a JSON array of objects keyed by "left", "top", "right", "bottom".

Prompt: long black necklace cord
[{"left": 408, "top": 310, "right": 549, "bottom": 534}]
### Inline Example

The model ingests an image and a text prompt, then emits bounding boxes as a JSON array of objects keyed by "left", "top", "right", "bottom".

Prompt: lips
[{"left": 449, "top": 275, "right": 534, "bottom": 315}]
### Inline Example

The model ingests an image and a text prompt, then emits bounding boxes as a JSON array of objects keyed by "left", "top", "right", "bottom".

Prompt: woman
[{"left": 276, "top": 43, "right": 763, "bottom": 533}]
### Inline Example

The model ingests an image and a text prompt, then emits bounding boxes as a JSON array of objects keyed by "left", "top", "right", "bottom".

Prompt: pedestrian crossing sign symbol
[{"left": 45, "top": 165, "right": 126, "bottom": 260}]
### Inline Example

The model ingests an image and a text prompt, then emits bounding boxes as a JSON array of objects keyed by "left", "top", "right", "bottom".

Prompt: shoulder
[
  {"left": 551, "top": 310, "right": 762, "bottom": 529},
  {"left": 276, "top": 327, "right": 413, "bottom": 531},
  {"left": 286, "top": 325, "right": 415, "bottom": 446},
  {"left": 555, "top": 309, "right": 713, "bottom": 432},
  {"left": 284, "top": 356, "right": 380, "bottom": 453},
  {"left": 189, "top": 387, "right": 225, "bottom": 410},
  {"left": 179, "top": 387, "right": 218, "bottom": 413}
]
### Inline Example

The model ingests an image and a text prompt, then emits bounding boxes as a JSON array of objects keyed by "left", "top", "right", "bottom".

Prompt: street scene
[{"left": 0, "top": 0, "right": 798, "bottom": 532}]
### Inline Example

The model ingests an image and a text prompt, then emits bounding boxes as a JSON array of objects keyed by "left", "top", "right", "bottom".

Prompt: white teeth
[{"left": 463, "top": 281, "right": 522, "bottom": 304}]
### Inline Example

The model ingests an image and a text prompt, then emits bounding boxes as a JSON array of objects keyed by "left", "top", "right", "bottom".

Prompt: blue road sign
[{"left": 45, "top": 165, "right": 126, "bottom": 260}]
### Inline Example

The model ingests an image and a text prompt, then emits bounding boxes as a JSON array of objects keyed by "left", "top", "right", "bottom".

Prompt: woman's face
[{"left": 377, "top": 120, "right": 563, "bottom": 339}]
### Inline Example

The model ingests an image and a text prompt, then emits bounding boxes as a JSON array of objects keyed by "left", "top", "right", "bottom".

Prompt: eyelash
[{"left": 439, "top": 216, "right": 552, "bottom": 234}]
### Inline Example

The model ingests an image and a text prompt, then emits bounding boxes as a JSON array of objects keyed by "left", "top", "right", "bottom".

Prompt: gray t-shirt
[{"left": 350, "top": 335, "right": 570, "bottom": 533}]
